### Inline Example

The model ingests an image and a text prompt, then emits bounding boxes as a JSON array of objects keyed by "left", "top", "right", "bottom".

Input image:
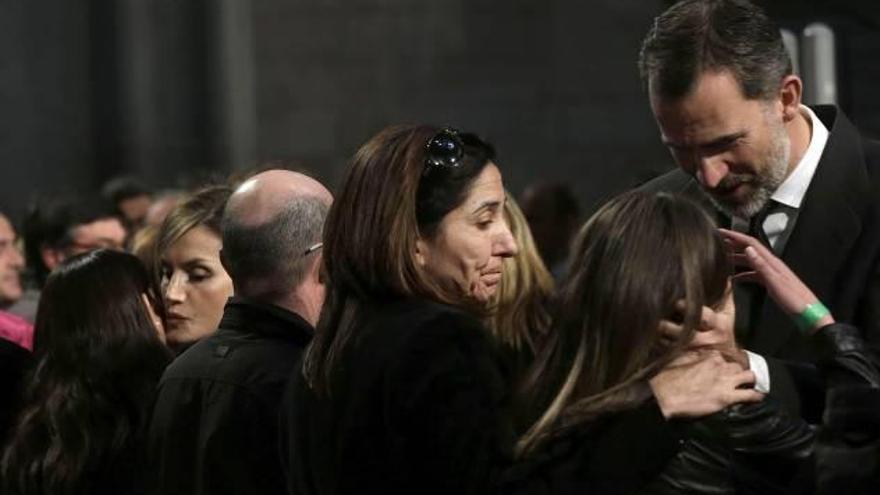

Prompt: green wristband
[{"left": 797, "top": 302, "right": 830, "bottom": 333}]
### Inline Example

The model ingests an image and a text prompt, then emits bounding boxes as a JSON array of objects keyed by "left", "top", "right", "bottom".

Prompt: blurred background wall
[{"left": 1, "top": 0, "right": 878, "bottom": 223}]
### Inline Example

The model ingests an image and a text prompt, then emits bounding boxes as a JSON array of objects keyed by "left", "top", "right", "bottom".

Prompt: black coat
[
  {"left": 147, "top": 297, "right": 313, "bottom": 495},
  {"left": 641, "top": 106, "right": 880, "bottom": 419},
  {"left": 0, "top": 336, "right": 30, "bottom": 444},
  {"left": 500, "top": 401, "right": 685, "bottom": 495},
  {"left": 280, "top": 297, "right": 512, "bottom": 495}
]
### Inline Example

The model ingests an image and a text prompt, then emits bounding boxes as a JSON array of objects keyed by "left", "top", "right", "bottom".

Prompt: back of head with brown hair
[{"left": 516, "top": 190, "right": 730, "bottom": 458}]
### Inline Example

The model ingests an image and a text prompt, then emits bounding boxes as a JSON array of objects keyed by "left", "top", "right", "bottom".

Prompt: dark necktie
[
  {"left": 749, "top": 202, "right": 775, "bottom": 248},
  {"left": 734, "top": 201, "right": 777, "bottom": 343}
]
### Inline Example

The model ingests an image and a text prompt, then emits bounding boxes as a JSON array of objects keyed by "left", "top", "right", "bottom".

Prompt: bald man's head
[
  {"left": 221, "top": 170, "right": 332, "bottom": 302},
  {"left": 225, "top": 170, "right": 332, "bottom": 226}
]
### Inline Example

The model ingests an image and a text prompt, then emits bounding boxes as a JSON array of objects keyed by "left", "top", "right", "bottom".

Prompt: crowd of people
[{"left": 1, "top": 1, "right": 879, "bottom": 493}]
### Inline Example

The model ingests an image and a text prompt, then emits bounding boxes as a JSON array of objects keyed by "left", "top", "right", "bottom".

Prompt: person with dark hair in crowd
[
  {"left": 503, "top": 191, "right": 878, "bottom": 494},
  {"left": 147, "top": 170, "right": 331, "bottom": 495},
  {"left": 0, "top": 212, "right": 31, "bottom": 350},
  {"left": 0, "top": 213, "right": 25, "bottom": 313},
  {"left": 0, "top": 211, "right": 31, "bottom": 444},
  {"left": 102, "top": 175, "right": 153, "bottom": 231},
  {"left": 8, "top": 194, "right": 126, "bottom": 323},
  {"left": 519, "top": 182, "right": 580, "bottom": 281},
  {"left": 154, "top": 185, "right": 233, "bottom": 352},
  {"left": 1, "top": 249, "right": 171, "bottom": 495},
  {"left": 282, "top": 125, "right": 518, "bottom": 495},
  {"left": 638, "top": 0, "right": 880, "bottom": 418}
]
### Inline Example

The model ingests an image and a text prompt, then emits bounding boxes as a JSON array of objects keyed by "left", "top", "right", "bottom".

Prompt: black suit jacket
[{"left": 641, "top": 105, "right": 880, "bottom": 418}]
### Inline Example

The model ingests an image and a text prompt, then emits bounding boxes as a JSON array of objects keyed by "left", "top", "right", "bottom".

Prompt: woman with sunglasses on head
[
  {"left": 281, "top": 125, "right": 518, "bottom": 495},
  {"left": 502, "top": 190, "right": 879, "bottom": 495},
  {"left": 1, "top": 249, "right": 171, "bottom": 495}
]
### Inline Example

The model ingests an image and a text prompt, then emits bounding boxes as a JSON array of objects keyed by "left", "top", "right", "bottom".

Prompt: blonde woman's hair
[{"left": 487, "top": 194, "right": 554, "bottom": 354}]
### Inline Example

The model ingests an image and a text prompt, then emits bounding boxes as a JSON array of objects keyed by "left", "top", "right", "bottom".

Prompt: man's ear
[
  {"left": 312, "top": 253, "right": 325, "bottom": 285},
  {"left": 778, "top": 74, "right": 803, "bottom": 123},
  {"left": 414, "top": 238, "right": 428, "bottom": 267},
  {"left": 40, "top": 245, "right": 63, "bottom": 272}
]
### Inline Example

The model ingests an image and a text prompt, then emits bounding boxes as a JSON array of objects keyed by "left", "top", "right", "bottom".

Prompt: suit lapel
[{"left": 749, "top": 106, "right": 869, "bottom": 356}]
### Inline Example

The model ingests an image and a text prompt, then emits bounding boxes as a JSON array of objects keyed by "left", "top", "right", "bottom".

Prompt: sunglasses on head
[{"left": 424, "top": 127, "right": 464, "bottom": 172}]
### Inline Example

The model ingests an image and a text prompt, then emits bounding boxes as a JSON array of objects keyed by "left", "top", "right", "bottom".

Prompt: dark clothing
[
  {"left": 281, "top": 297, "right": 512, "bottom": 495},
  {"left": 147, "top": 297, "right": 313, "bottom": 495},
  {"left": 502, "top": 323, "right": 880, "bottom": 495},
  {"left": 641, "top": 106, "right": 880, "bottom": 419},
  {"left": 501, "top": 401, "right": 684, "bottom": 495},
  {"left": 0, "top": 336, "right": 30, "bottom": 444},
  {"left": 814, "top": 324, "right": 880, "bottom": 494},
  {"left": 500, "top": 399, "right": 809, "bottom": 495}
]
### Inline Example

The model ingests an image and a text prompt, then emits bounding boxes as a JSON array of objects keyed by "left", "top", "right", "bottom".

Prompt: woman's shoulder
[
  {"left": 356, "top": 298, "right": 504, "bottom": 391},
  {"left": 365, "top": 298, "right": 489, "bottom": 351},
  {"left": 502, "top": 403, "right": 682, "bottom": 494}
]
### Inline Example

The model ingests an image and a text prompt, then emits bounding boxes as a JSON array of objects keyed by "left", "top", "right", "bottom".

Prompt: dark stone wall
[
  {"left": 252, "top": 0, "right": 669, "bottom": 213},
  {"left": 1, "top": 0, "right": 878, "bottom": 226},
  {"left": 0, "top": 0, "right": 95, "bottom": 222}
]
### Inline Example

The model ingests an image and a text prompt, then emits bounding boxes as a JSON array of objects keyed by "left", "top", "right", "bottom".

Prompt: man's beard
[{"left": 705, "top": 121, "right": 790, "bottom": 219}]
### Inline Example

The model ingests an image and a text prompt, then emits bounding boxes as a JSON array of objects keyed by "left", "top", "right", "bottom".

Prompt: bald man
[{"left": 148, "top": 170, "right": 332, "bottom": 495}]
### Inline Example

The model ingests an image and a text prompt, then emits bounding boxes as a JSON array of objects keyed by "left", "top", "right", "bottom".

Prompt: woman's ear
[{"left": 414, "top": 238, "right": 428, "bottom": 267}]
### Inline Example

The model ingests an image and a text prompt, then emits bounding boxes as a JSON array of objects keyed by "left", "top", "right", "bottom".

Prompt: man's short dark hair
[
  {"left": 23, "top": 195, "right": 120, "bottom": 287},
  {"left": 221, "top": 196, "right": 328, "bottom": 301},
  {"left": 101, "top": 176, "right": 152, "bottom": 205},
  {"left": 638, "top": 0, "right": 792, "bottom": 100}
]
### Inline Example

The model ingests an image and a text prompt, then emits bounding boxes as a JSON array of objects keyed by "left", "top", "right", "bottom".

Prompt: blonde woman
[{"left": 487, "top": 194, "right": 554, "bottom": 376}]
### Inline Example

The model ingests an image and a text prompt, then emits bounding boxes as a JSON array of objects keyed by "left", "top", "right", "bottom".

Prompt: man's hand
[
  {"left": 649, "top": 350, "right": 764, "bottom": 419},
  {"left": 659, "top": 290, "right": 750, "bottom": 369}
]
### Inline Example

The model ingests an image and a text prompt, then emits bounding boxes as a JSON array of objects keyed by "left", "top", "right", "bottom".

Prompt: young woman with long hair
[
  {"left": 504, "top": 190, "right": 876, "bottom": 494},
  {"left": 1, "top": 249, "right": 171, "bottom": 495}
]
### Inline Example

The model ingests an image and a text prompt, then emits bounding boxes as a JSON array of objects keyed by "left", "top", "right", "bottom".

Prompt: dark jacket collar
[{"left": 219, "top": 296, "right": 313, "bottom": 347}]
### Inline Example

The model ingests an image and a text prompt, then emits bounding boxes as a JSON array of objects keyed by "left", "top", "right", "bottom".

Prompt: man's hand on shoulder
[{"left": 650, "top": 350, "right": 764, "bottom": 419}]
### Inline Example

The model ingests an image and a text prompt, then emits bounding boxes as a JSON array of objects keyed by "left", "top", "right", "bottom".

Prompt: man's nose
[{"left": 695, "top": 156, "right": 729, "bottom": 189}]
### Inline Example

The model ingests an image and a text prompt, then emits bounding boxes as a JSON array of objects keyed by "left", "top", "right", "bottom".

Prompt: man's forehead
[
  {"left": 651, "top": 71, "right": 769, "bottom": 137},
  {"left": 653, "top": 98, "right": 755, "bottom": 148},
  {"left": 0, "top": 214, "right": 15, "bottom": 237},
  {"left": 73, "top": 217, "right": 125, "bottom": 237}
]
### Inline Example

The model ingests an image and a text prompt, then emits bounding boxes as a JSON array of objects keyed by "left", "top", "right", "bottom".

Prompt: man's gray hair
[{"left": 221, "top": 196, "right": 328, "bottom": 300}]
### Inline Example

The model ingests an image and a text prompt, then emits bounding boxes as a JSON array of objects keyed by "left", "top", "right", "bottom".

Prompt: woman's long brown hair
[
  {"left": 516, "top": 190, "right": 730, "bottom": 458},
  {"left": 302, "top": 124, "right": 496, "bottom": 395}
]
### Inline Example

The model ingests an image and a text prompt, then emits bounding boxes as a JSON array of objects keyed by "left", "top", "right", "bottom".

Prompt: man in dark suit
[
  {"left": 638, "top": 0, "right": 880, "bottom": 418},
  {"left": 148, "top": 170, "right": 332, "bottom": 495}
]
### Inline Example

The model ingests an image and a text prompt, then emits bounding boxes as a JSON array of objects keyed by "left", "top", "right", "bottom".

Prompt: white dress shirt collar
[{"left": 771, "top": 105, "right": 829, "bottom": 209}]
